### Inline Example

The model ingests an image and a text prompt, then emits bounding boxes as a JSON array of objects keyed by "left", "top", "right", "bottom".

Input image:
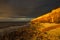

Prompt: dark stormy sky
[
  {"left": 0, "top": 0, "right": 60, "bottom": 18},
  {"left": 11, "top": 0, "right": 60, "bottom": 18}
]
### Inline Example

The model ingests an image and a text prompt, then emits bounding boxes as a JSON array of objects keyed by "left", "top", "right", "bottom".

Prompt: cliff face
[
  {"left": 31, "top": 8, "right": 60, "bottom": 23},
  {"left": 29, "top": 8, "right": 60, "bottom": 40},
  {"left": 30, "top": 8, "right": 60, "bottom": 32}
]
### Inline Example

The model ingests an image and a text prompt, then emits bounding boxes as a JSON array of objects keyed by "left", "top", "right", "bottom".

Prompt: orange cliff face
[
  {"left": 30, "top": 8, "right": 60, "bottom": 32},
  {"left": 31, "top": 8, "right": 60, "bottom": 23}
]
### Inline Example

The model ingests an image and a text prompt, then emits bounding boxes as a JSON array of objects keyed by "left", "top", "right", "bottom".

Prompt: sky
[
  {"left": 10, "top": 0, "right": 60, "bottom": 18},
  {"left": 0, "top": 0, "right": 60, "bottom": 18}
]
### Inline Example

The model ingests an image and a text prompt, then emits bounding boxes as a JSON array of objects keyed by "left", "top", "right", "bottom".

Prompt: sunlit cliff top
[{"left": 31, "top": 8, "right": 60, "bottom": 23}]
